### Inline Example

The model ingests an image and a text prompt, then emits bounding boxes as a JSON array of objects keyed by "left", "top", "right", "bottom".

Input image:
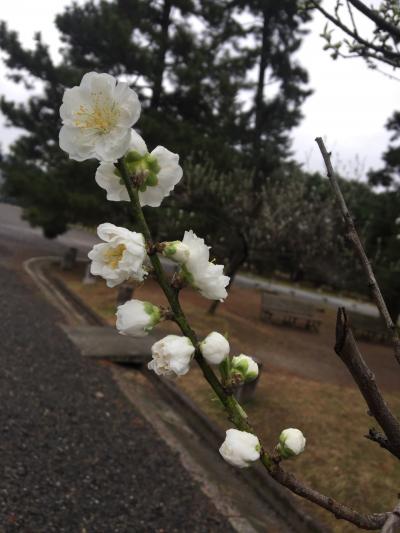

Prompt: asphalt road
[{"left": 0, "top": 247, "right": 233, "bottom": 531}]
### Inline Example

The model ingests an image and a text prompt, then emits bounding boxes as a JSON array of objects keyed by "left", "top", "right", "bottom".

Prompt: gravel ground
[{"left": 0, "top": 264, "right": 233, "bottom": 533}]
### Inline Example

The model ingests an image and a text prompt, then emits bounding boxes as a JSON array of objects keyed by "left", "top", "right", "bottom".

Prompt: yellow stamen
[
  {"left": 73, "top": 93, "right": 120, "bottom": 133},
  {"left": 104, "top": 244, "right": 126, "bottom": 269}
]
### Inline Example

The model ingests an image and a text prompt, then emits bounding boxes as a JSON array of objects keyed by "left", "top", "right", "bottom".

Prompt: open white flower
[
  {"left": 277, "top": 428, "right": 306, "bottom": 459},
  {"left": 231, "top": 354, "right": 259, "bottom": 382},
  {"left": 59, "top": 72, "right": 141, "bottom": 162},
  {"left": 95, "top": 130, "right": 183, "bottom": 207},
  {"left": 219, "top": 429, "right": 260, "bottom": 468},
  {"left": 116, "top": 299, "right": 161, "bottom": 337},
  {"left": 180, "top": 230, "right": 230, "bottom": 301},
  {"left": 200, "top": 332, "right": 230, "bottom": 365},
  {"left": 88, "top": 223, "right": 146, "bottom": 287},
  {"left": 148, "top": 335, "right": 195, "bottom": 377}
]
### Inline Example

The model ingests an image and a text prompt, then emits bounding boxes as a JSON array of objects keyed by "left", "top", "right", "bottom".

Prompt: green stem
[{"left": 116, "top": 157, "right": 260, "bottom": 437}]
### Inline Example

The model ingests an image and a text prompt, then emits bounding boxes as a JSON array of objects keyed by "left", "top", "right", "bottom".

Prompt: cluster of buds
[{"left": 59, "top": 71, "right": 306, "bottom": 474}]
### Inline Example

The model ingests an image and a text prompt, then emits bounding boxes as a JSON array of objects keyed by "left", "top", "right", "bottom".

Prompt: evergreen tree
[{"left": 0, "top": 0, "right": 311, "bottom": 239}]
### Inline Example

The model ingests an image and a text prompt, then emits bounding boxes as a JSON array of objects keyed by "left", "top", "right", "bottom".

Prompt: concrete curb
[{"left": 25, "top": 256, "right": 329, "bottom": 533}]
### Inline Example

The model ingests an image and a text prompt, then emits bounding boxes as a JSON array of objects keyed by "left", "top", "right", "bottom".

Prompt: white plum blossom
[
  {"left": 95, "top": 130, "right": 183, "bottom": 207},
  {"left": 88, "top": 223, "right": 147, "bottom": 287},
  {"left": 277, "top": 428, "right": 306, "bottom": 459},
  {"left": 219, "top": 429, "right": 260, "bottom": 468},
  {"left": 162, "top": 240, "right": 190, "bottom": 264},
  {"left": 148, "top": 335, "right": 195, "bottom": 377},
  {"left": 231, "top": 354, "right": 259, "bottom": 382},
  {"left": 116, "top": 299, "right": 161, "bottom": 337},
  {"left": 200, "top": 332, "right": 230, "bottom": 365},
  {"left": 180, "top": 230, "right": 229, "bottom": 301},
  {"left": 59, "top": 72, "right": 141, "bottom": 162}
]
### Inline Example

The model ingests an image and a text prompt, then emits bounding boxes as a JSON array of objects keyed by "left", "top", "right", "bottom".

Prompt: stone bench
[{"left": 260, "top": 291, "right": 321, "bottom": 333}]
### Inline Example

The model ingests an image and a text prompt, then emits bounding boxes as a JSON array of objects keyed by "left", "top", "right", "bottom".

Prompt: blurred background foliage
[{"left": 0, "top": 0, "right": 399, "bottom": 318}]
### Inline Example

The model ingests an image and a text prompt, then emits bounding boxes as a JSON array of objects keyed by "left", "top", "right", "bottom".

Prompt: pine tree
[{"left": 0, "top": 0, "right": 311, "bottom": 239}]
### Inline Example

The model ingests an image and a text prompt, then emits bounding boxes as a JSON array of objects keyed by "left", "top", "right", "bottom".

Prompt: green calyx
[
  {"left": 164, "top": 242, "right": 178, "bottom": 257},
  {"left": 233, "top": 358, "right": 249, "bottom": 375},
  {"left": 277, "top": 435, "right": 295, "bottom": 460},
  {"left": 179, "top": 264, "right": 195, "bottom": 286},
  {"left": 119, "top": 150, "right": 161, "bottom": 190},
  {"left": 143, "top": 301, "right": 161, "bottom": 328}
]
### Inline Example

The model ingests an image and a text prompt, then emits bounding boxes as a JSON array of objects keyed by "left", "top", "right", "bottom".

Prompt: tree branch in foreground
[
  {"left": 315, "top": 137, "right": 400, "bottom": 366},
  {"left": 117, "top": 156, "right": 396, "bottom": 531},
  {"left": 335, "top": 308, "right": 400, "bottom": 459},
  {"left": 269, "top": 464, "right": 389, "bottom": 531}
]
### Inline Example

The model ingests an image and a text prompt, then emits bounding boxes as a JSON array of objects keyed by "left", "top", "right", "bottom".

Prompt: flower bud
[
  {"left": 116, "top": 299, "right": 161, "bottom": 337},
  {"left": 162, "top": 240, "right": 190, "bottom": 264},
  {"left": 200, "top": 332, "right": 230, "bottom": 365},
  {"left": 219, "top": 429, "right": 260, "bottom": 468},
  {"left": 277, "top": 428, "right": 306, "bottom": 459},
  {"left": 148, "top": 335, "right": 195, "bottom": 377},
  {"left": 231, "top": 354, "right": 259, "bottom": 382}
]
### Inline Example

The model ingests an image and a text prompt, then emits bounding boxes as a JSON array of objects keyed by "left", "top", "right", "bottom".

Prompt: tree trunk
[
  {"left": 252, "top": 6, "right": 269, "bottom": 192},
  {"left": 151, "top": 0, "right": 171, "bottom": 110}
]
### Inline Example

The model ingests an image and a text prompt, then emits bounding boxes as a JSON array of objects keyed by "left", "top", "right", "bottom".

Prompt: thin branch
[
  {"left": 347, "top": 0, "right": 400, "bottom": 42},
  {"left": 315, "top": 137, "right": 400, "bottom": 366},
  {"left": 269, "top": 464, "right": 390, "bottom": 530},
  {"left": 346, "top": 0, "right": 358, "bottom": 35},
  {"left": 366, "top": 428, "right": 399, "bottom": 457},
  {"left": 310, "top": 0, "right": 400, "bottom": 68},
  {"left": 335, "top": 308, "right": 400, "bottom": 459},
  {"left": 381, "top": 503, "right": 400, "bottom": 533}
]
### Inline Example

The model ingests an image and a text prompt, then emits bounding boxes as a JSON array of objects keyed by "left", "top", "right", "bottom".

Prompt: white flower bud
[
  {"left": 219, "top": 429, "right": 260, "bottom": 468},
  {"left": 231, "top": 354, "right": 259, "bottom": 382},
  {"left": 148, "top": 335, "right": 195, "bottom": 377},
  {"left": 116, "top": 299, "right": 161, "bottom": 337},
  {"left": 200, "top": 332, "right": 230, "bottom": 365},
  {"left": 277, "top": 428, "right": 306, "bottom": 459},
  {"left": 162, "top": 240, "right": 190, "bottom": 263}
]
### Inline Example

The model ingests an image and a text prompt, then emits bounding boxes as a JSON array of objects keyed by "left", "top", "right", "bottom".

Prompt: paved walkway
[{"left": 0, "top": 264, "right": 233, "bottom": 532}]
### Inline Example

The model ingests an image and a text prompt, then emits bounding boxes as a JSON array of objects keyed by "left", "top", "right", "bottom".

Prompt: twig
[
  {"left": 347, "top": 0, "right": 400, "bottom": 42},
  {"left": 269, "top": 464, "right": 389, "bottom": 530},
  {"left": 310, "top": 1, "right": 400, "bottom": 68},
  {"left": 366, "top": 428, "right": 399, "bottom": 457},
  {"left": 335, "top": 308, "right": 400, "bottom": 459},
  {"left": 315, "top": 137, "right": 400, "bottom": 366},
  {"left": 381, "top": 503, "right": 400, "bottom": 533}
]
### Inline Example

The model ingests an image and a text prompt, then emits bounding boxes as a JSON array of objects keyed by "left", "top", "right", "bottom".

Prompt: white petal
[
  {"left": 81, "top": 72, "right": 116, "bottom": 92},
  {"left": 116, "top": 85, "right": 141, "bottom": 127},
  {"left": 94, "top": 128, "right": 131, "bottom": 161},
  {"left": 95, "top": 163, "right": 130, "bottom": 202},
  {"left": 129, "top": 129, "right": 148, "bottom": 154}
]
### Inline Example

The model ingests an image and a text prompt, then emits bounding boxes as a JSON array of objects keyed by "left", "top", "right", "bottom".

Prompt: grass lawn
[{"left": 53, "top": 262, "right": 400, "bottom": 532}]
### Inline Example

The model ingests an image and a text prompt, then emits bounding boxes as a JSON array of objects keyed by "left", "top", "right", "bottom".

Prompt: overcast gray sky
[{"left": 0, "top": 0, "right": 398, "bottom": 177}]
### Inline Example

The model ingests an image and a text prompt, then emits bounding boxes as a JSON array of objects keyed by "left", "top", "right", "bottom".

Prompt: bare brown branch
[
  {"left": 315, "top": 137, "right": 400, "bottom": 366},
  {"left": 381, "top": 503, "right": 400, "bottom": 533},
  {"left": 269, "top": 464, "right": 390, "bottom": 530},
  {"left": 335, "top": 308, "right": 400, "bottom": 459},
  {"left": 366, "top": 428, "right": 399, "bottom": 457}
]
